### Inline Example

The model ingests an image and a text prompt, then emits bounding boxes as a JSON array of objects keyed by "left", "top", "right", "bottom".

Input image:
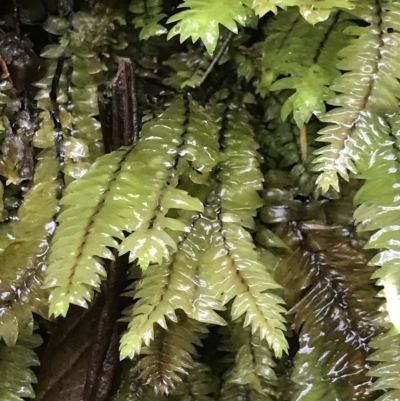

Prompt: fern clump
[{"left": 2, "top": 0, "right": 400, "bottom": 400}]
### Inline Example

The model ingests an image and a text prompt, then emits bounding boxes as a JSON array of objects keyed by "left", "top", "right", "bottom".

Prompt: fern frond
[
  {"left": 130, "top": 0, "right": 167, "bottom": 40},
  {"left": 258, "top": 9, "right": 352, "bottom": 127},
  {"left": 290, "top": 333, "right": 338, "bottom": 401},
  {"left": 169, "top": 362, "right": 216, "bottom": 401},
  {"left": 38, "top": 6, "right": 123, "bottom": 181},
  {"left": 251, "top": 0, "right": 356, "bottom": 24},
  {"left": 202, "top": 98, "right": 288, "bottom": 357},
  {"left": 313, "top": 1, "right": 400, "bottom": 192},
  {"left": 220, "top": 318, "right": 278, "bottom": 396},
  {"left": 273, "top": 222, "right": 379, "bottom": 399},
  {"left": 0, "top": 333, "right": 41, "bottom": 401},
  {"left": 119, "top": 214, "right": 226, "bottom": 360},
  {"left": 110, "top": 361, "right": 168, "bottom": 401},
  {"left": 353, "top": 112, "right": 400, "bottom": 332},
  {"left": 352, "top": 114, "right": 400, "bottom": 397},
  {"left": 137, "top": 315, "right": 206, "bottom": 394},
  {"left": 167, "top": 0, "right": 253, "bottom": 55},
  {"left": 0, "top": 149, "right": 59, "bottom": 345},
  {"left": 219, "top": 378, "right": 275, "bottom": 401},
  {"left": 45, "top": 97, "right": 222, "bottom": 317},
  {"left": 367, "top": 318, "right": 400, "bottom": 400}
]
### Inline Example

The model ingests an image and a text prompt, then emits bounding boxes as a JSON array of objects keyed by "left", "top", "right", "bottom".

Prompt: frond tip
[{"left": 167, "top": 0, "right": 251, "bottom": 55}]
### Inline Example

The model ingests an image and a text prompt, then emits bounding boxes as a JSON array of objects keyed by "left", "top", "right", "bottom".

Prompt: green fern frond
[
  {"left": 38, "top": 6, "right": 123, "bottom": 181},
  {"left": 219, "top": 378, "right": 275, "bottom": 401},
  {"left": 119, "top": 214, "right": 226, "bottom": 360},
  {"left": 353, "top": 112, "right": 400, "bottom": 334},
  {"left": 367, "top": 317, "right": 400, "bottom": 400},
  {"left": 259, "top": 9, "right": 353, "bottom": 127},
  {"left": 313, "top": 1, "right": 400, "bottom": 192},
  {"left": 169, "top": 362, "right": 216, "bottom": 401},
  {"left": 45, "top": 97, "right": 222, "bottom": 317},
  {"left": 110, "top": 361, "right": 168, "bottom": 401},
  {"left": 251, "top": 0, "right": 356, "bottom": 24},
  {"left": 0, "top": 149, "right": 59, "bottom": 345},
  {"left": 290, "top": 333, "right": 338, "bottom": 401},
  {"left": 202, "top": 98, "right": 288, "bottom": 358},
  {"left": 130, "top": 0, "right": 167, "bottom": 40},
  {"left": 0, "top": 333, "right": 41, "bottom": 401},
  {"left": 137, "top": 315, "right": 206, "bottom": 394},
  {"left": 352, "top": 113, "right": 400, "bottom": 396},
  {"left": 163, "top": 45, "right": 212, "bottom": 89},
  {"left": 167, "top": 0, "right": 253, "bottom": 55},
  {"left": 221, "top": 318, "right": 278, "bottom": 396}
]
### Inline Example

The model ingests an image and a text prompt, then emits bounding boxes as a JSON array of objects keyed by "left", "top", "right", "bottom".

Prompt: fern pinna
[{"left": 2, "top": 0, "right": 400, "bottom": 400}]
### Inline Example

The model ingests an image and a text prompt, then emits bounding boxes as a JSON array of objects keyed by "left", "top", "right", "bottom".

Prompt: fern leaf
[
  {"left": 130, "top": 0, "right": 167, "bottom": 40},
  {"left": 110, "top": 361, "right": 168, "bottom": 401},
  {"left": 0, "top": 149, "right": 59, "bottom": 345},
  {"left": 167, "top": 0, "right": 252, "bottom": 55},
  {"left": 45, "top": 97, "right": 219, "bottom": 317},
  {"left": 219, "top": 379, "right": 275, "bottom": 401},
  {"left": 38, "top": 7, "right": 123, "bottom": 181},
  {"left": 367, "top": 317, "right": 400, "bottom": 400},
  {"left": 220, "top": 318, "right": 278, "bottom": 396},
  {"left": 353, "top": 112, "right": 400, "bottom": 335},
  {"left": 259, "top": 9, "right": 353, "bottom": 127},
  {"left": 119, "top": 215, "right": 226, "bottom": 360},
  {"left": 0, "top": 333, "right": 41, "bottom": 401},
  {"left": 202, "top": 99, "right": 288, "bottom": 357},
  {"left": 169, "top": 362, "right": 216, "bottom": 401},
  {"left": 291, "top": 333, "right": 338, "bottom": 401},
  {"left": 137, "top": 314, "right": 206, "bottom": 394},
  {"left": 251, "top": 0, "right": 356, "bottom": 24},
  {"left": 313, "top": 1, "right": 400, "bottom": 192}
]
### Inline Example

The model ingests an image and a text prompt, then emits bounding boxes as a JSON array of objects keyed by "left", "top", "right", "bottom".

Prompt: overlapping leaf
[
  {"left": 273, "top": 223, "right": 379, "bottom": 400},
  {"left": 0, "top": 149, "right": 59, "bottom": 345},
  {"left": 130, "top": 0, "right": 167, "bottom": 40},
  {"left": 45, "top": 98, "right": 221, "bottom": 317},
  {"left": 313, "top": 1, "right": 400, "bottom": 192},
  {"left": 167, "top": 0, "right": 252, "bottom": 54},
  {"left": 0, "top": 333, "right": 41, "bottom": 401}
]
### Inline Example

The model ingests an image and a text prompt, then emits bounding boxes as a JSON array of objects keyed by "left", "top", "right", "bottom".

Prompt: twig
[
  {"left": 300, "top": 125, "right": 308, "bottom": 161},
  {"left": 200, "top": 31, "right": 234, "bottom": 86}
]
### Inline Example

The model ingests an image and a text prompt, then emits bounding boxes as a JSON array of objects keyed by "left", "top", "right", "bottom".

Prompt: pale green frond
[
  {"left": 259, "top": 9, "right": 353, "bottom": 126},
  {"left": 137, "top": 314, "right": 206, "bottom": 394},
  {"left": 45, "top": 97, "right": 220, "bottom": 317},
  {"left": 130, "top": 0, "right": 167, "bottom": 40},
  {"left": 119, "top": 215, "right": 226, "bottom": 360},
  {"left": 251, "top": 0, "right": 356, "bottom": 23},
  {"left": 204, "top": 217, "right": 287, "bottom": 358},
  {"left": 313, "top": 1, "right": 400, "bottom": 192},
  {"left": 353, "top": 113, "right": 400, "bottom": 335},
  {"left": 367, "top": 318, "right": 400, "bottom": 400},
  {"left": 0, "top": 333, "right": 41, "bottom": 401},
  {"left": 167, "top": 0, "right": 253, "bottom": 55}
]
